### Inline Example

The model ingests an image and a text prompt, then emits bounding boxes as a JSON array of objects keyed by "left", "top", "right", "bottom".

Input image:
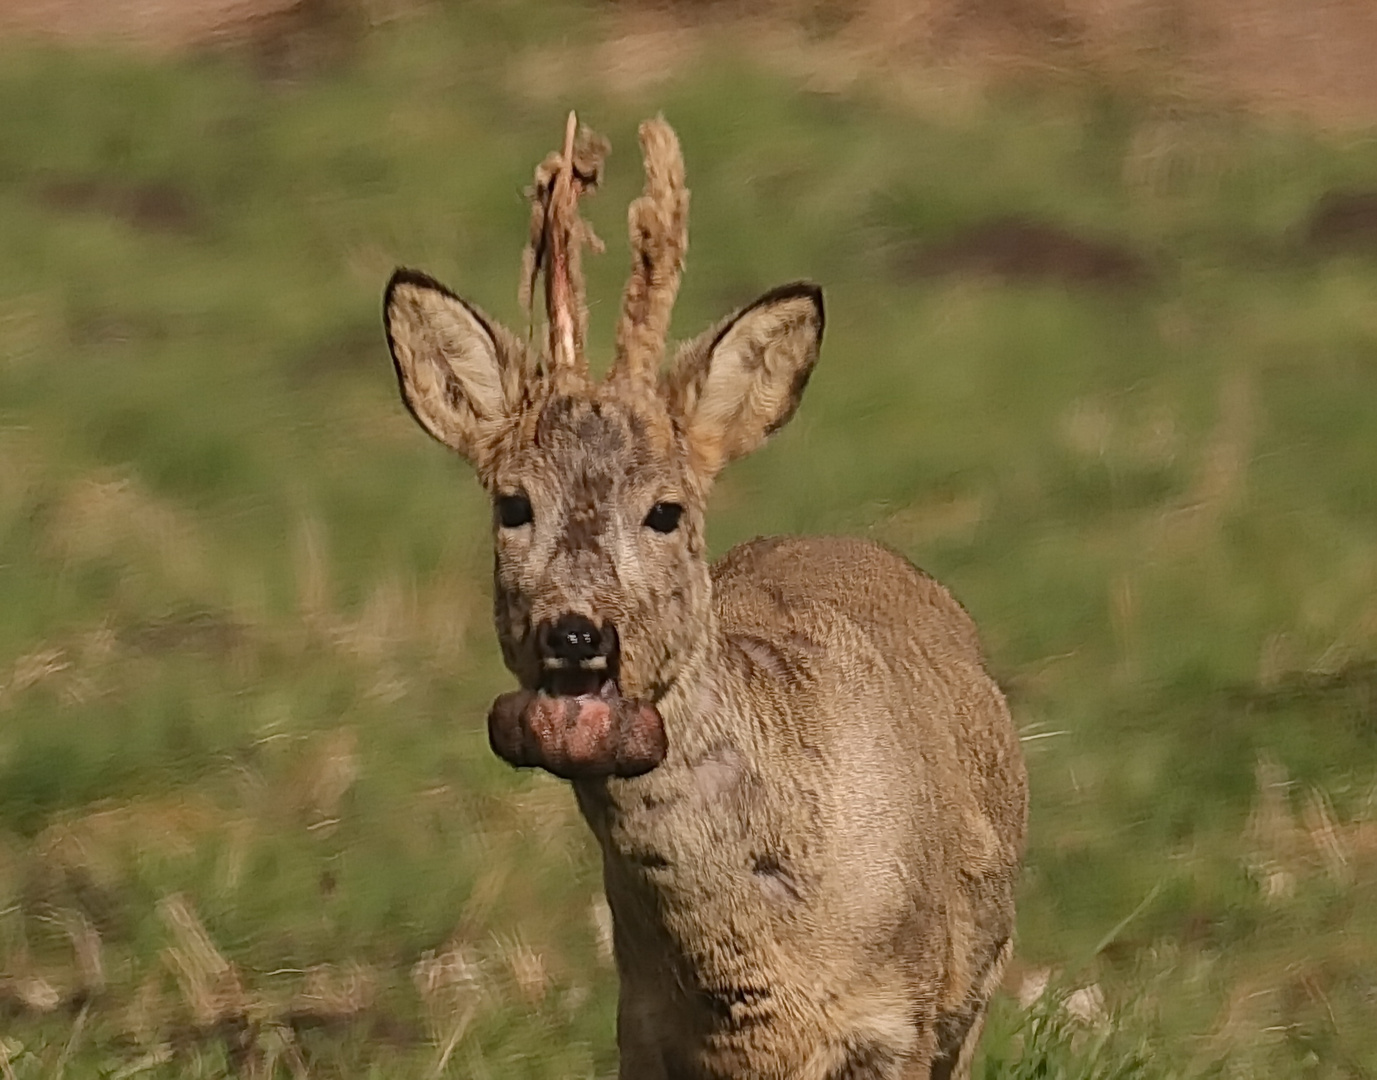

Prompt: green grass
[{"left": 3, "top": 2, "right": 1377, "bottom": 1075}]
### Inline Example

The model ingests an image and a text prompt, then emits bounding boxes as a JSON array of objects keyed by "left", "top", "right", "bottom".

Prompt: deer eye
[
  {"left": 496, "top": 493, "right": 533, "bottom": 529},
  {"left": 643, "top": 502, "right": 683, "bottom": 534}
]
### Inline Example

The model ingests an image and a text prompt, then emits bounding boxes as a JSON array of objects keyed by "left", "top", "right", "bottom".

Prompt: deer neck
[{"left": 646, "top": 595, "right": 739, "bottom": 761}]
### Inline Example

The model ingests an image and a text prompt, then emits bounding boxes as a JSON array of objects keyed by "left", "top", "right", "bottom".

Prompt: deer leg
[
  {"left": 616, "top": 1046, "right": 669, "bottom": 1080},
  {"left": 615, "top": 988, "right": 672, "bottom": 1080},
  {"left": 927, "top": 936, "right": 1012, "bottom": 1080}
]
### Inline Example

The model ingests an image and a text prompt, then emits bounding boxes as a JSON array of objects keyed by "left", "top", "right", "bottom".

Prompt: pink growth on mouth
[{"left": 487, "top": 683, "right": 667, "bottom": 780}]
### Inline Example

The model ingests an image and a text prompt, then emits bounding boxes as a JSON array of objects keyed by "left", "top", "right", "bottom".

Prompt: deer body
[
  {"left": 384, "top": 115, "right": 1027, "bottom": 1079},
  {"left": 578, "top": 535, "right": 1024, "bottom": 1079}
]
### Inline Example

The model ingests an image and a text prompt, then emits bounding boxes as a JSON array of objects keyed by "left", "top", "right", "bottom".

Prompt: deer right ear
[{"left": 384, "top": 268, "right": 527, "bottom": 466}]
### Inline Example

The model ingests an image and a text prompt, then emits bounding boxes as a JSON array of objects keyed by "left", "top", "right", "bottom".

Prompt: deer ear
[
  {"left": 663, "top": 282, "right": 824, "bottom": 482},
  {"left": 384, "top": 268, "right": 528, "bottom": 466}
]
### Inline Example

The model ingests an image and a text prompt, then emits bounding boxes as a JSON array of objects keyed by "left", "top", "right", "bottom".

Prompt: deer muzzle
[{"left": 487, "top": 614, "right": 667, "bottom": 778}]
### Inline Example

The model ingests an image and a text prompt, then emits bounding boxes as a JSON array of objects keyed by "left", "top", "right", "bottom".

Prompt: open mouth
[
  {"left": 540, "top": 653, "right": 619, "bottom": 700},
  {"left": 487, "top": 632, "right": 666, "bottom": 780}
]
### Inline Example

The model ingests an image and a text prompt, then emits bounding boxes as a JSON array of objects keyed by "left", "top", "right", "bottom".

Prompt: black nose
[{"left": 538, "top": 614, "right": 614, "bottom": 668}]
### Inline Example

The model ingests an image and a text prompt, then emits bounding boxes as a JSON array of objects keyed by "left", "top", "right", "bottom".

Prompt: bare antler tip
[{"left": 563, "top": 110, "right": 578, "bottom": 160}]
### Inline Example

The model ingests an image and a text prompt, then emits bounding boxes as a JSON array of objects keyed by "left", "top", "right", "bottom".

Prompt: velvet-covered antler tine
[{"left": 608, "top": 116, "right": 688, "bottom": 388}]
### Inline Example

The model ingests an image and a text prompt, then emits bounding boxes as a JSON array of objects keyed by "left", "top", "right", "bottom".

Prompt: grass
[{"left": 2, "top": 1, "right": 1377, "bottom": 1075}]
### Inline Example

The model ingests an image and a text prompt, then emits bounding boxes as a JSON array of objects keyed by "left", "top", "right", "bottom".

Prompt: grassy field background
[{"left": 3, "top": 1, "right": 1377, "bottom": 1075}]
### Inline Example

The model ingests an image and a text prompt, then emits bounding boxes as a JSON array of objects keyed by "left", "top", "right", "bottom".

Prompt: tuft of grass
[{"left": 980, "top": 990, "right": 1158, "bottom": 1080}]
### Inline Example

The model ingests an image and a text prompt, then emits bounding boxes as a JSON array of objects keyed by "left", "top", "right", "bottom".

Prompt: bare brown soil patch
[
  {"left": 896, "top": 216, "right": 1152, "bottom": 289},
  {"left": 1304, "top": 191, "right": 1377, "bottom": 255},
  {"left": 37, "top": 176, "right": 202, "bottom": 235},
  {"left": 122, "top": 608, "right": 249, "bottom": 655}
]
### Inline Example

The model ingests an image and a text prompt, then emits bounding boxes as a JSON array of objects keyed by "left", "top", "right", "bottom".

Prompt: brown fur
[{"left": 383, "top": 115, "right": 1028, "bottom": 1079}]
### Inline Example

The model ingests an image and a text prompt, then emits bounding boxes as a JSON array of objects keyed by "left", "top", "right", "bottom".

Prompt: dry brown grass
[
  {"left": 587, "top": 0, "right": 1377, "bottom": 127},
  {"left": 1244, "top": 755, "right": 1377, "bottom": 901},
  {"left": 35, "top": 796, "right": 223, "bottom": 890},
  {"left": 0, "top": 0, "right": 304, "bottom": 50},
  {"left": 5, "top": 0, "right": 1374, "bottom": 124},
  {"left": 0, "top": 0, "right": 418, "bottom": 51},
  {"left": 159, "top": 893, "right": 252, "bottom": 1030},
  {"left": 1153, "top": 367, "right": 1255, "bottom": 549},
  {"left": 411, "top": 941, "right": 484, "bottom": 1076},
  {"left": 43, "top": 473, "right": 214, "bottom": 599},
  {"left": 0, "top": 733, "right": 495, "bottom": 1062},
  {"left": 290, "top": 517, "right": 478, "bottom": 688}
]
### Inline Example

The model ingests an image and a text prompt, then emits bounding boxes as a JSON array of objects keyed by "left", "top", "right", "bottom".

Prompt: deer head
[{"left": 384, "top": 114, "right": 823, "bottom": 779}]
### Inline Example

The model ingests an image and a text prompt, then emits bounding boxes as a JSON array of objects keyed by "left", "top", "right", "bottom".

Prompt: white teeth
[{"left": 542, "top": 656, "right": 607, "bottom": 670}]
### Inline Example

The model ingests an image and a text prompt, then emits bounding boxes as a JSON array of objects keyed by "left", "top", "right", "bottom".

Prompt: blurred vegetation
[{"left": 2, "top": 0, "right": 1377, "bottom": 1076}]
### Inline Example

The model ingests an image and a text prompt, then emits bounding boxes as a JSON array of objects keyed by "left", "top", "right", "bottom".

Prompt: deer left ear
[{"left": 662, "top": 283, "right": 824, "bottom": 482}]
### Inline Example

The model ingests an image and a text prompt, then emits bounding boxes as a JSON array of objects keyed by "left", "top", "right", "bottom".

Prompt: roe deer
[{"left": 382, "top": 113, "right": 1028, "bottom": 1080}]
